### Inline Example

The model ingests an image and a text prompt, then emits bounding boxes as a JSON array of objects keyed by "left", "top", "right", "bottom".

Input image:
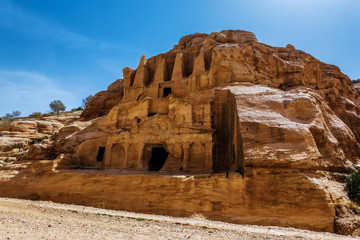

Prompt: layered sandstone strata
[
  {"left": 0, "top": 111, "right": 82, "bottom": 162},
  {"left": 1, "top": 30, "right": 359, "bottom": 235},
  {"left": 67, "top": 30, "right": 359, "bottom": 175}
]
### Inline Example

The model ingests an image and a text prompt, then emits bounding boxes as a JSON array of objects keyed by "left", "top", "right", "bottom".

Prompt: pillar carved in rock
[
  {"left": 182, "top": 143, "right": 190, "bottom": 172},
  {"left": 171, "top": 53, "right": 185, "bottom": 82},
  {"left": 205, "top": 142, "right": 213, "bottom": 171},
  {"left": 133, "top": 55, "right": 149, "bottom": 86}
]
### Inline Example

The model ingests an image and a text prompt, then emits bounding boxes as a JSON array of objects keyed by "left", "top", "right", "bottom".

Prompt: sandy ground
[{"left": 0, "top": 197, "right": 357, "bottom": 240}]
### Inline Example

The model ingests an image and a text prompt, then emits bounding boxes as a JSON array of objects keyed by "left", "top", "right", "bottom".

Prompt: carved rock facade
[
  {"left": 2, "top": 30, "right": 360, "bottom": 234},
  {"left": 69, "top": 30, "right": 359, "bottom": 176}
]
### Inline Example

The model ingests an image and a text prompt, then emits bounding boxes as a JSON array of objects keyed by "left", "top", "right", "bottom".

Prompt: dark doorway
[
  {"left": 97, "top": 147, "right": 105, "bottom": 162},
  {"left": 149, "top": 147, "right": 169, "bottom": 171},
  {"left": 163, "top": 87, "right": 171, "bottom": 97}
]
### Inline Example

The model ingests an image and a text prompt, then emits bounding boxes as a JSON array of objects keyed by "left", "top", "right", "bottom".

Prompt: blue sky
[{"left": 0, "top": 0, "right": 359, "bottom": 117}]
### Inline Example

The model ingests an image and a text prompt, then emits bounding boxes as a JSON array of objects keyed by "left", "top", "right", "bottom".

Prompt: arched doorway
[{"left": 149, "top": 147, "right": 169, "bottom": 171}]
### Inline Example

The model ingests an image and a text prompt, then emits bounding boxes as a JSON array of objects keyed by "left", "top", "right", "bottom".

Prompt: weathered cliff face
[
  {"left": 75, "top": 29, "right": 359, "bottom": 173},
  {"left": 0, "top": 120, "right": 63, "bottom": 162},
  {"left": 80, "top": 79, "right": 124, "bottom": 121},
  {"left": 226, "top": 84, "right": 357, "bottom": 172},
  {"left": 1, "top": 30, "right": 360, "bottom": 235},
  {"left": 0, "top": 111, "right": 83, "bottom": 162},
  {"left": 0, "top": 160, "right": 336, "bottom": 233},
  {"left": 80, "top": 30, "right": 359, "bottom": 141},
  {"left": 355, "top": 82, "right": 360, "bottom": 95}
]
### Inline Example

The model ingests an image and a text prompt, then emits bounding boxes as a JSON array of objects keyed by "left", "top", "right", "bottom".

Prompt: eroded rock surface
[
  {"left": 355, "top": 82, "right": 360, "bottom": 95},
  {"left": 1, "top": 30, "right": 360, "bottom": 235},
  {"left": 0, "top": 111, "right": 82, "bottom": 163},
  {"left": 80, "top": 79, "right": 124, "bottom": 121}
]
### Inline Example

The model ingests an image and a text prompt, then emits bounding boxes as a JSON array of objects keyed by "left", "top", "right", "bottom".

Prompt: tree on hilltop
[
  {"left": 49, "top": 100, "right": 66, "bottom": 115},
  {"left": 12, "top": 110, "right": 21, "bottom": 117},
  {"left": 29, "top": 112, "right": 42, "bottom": 117},
  {"left": 3, "top": 113, "right": 13, "bottom": 118},
  {"left": 82, "top": 95, "right": 93, "bottom": 108}
]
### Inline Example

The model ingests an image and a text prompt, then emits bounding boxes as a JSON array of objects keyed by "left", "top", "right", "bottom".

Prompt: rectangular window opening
[
  {"left": 163, "top": 87, "right": 171, "bottom": 97},
  {"left": 97, "top": 147, "right": 105, "bottom": 162}
]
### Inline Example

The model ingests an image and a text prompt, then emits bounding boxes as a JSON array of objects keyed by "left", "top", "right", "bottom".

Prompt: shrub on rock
[{"left": 347, "top": 169, "right": 360, "bottom": 203}]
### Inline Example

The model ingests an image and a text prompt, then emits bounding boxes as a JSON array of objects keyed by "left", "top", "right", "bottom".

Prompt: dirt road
[{"left": 0, "top": 197, "right": 357, "bottom": 240}]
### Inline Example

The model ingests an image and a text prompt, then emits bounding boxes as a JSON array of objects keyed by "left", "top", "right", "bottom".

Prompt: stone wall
[{"left": 0, "top": 161, "right": 335, "bottom": 233}]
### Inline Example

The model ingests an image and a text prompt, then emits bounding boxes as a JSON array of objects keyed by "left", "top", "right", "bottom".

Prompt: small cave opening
[
  {"left": 97, "top": 147, "right": 105, "bottom": 162},
  {"left": 163, "top": 87, "right": 172, "bottom": 97},
  {"left": 149, "top": 147, "right": 169, "bottom": 171}
]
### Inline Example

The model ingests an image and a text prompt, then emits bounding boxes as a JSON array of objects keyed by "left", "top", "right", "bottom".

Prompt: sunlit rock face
[
  {"left": 2, "top": 30, "right": 360, "bottom": 234},
  {"left": 355, "top": 82, "right": 360, "bottom": 95},
  {"left": 71, "top": 29, "right": 359, "bottom": 174}
]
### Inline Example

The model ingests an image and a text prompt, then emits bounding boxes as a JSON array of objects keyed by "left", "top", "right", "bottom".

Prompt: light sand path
[{"left": 0, "top": 197, "right": 357, "bottom": 240}]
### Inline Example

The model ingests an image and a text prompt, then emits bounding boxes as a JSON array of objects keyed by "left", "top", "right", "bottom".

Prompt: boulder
[
  {"left": 25, "top": 140, "right": 55, "bottom": 160},
  {"left": 0, "top": 137, "right": 29, "bottom": 152},
  {"left": 54, "top": 121, "right": 92, "bottom": 141},
  {"left": 355, "top": 82, "right": 360, "bottom": 95},
  {"left": 0, "top": 121, "right": 37, "bottom": 133},
  {"left": 79, "top": 79, "right": 124, "bottom": 121},
  {"left": 35, "top": 121, "right": 64, "bottom": 134}
]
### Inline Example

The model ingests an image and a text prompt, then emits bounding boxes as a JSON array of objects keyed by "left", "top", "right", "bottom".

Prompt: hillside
[{"left": 0, "top": 111, "right": 83, "bottom": 164}]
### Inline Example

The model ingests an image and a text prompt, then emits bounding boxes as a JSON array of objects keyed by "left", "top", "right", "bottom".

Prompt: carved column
[
  {"left": 133, "top": 55, "right": 149, "bottom": 86},
  {"left": 103, "top": 142, "right": 113, "bottom": 169},
  {"left": 137, "top": 144, "right": 144, "bottom": 170},
  {"left": 193, "top": 47, "right": 205, "bottom": 75},
  {"left": 203, "top": 103, "right": 212, "bottom": 128},
  {"left": 122, "top": 143, "right": 130, "bottom": 169},
  {"left": 154, "top": 58, "right": 168, "bottom": 83},
  {"left": 205, "top": 142, "right": 213, "bottom": 171},
  {"left": 182, "top": 143, "right": 190, "bottom": 172},
  {"left": 171, "top": 52, "right": 185, "bottom": 82},
  {"left": 122, "top": 67, "right": 134, "bottom": 102},
  {"left": 123, "top": 67, "right": 134, "bottom": 87}
]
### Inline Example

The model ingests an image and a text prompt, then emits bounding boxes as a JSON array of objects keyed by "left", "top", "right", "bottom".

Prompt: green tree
[
  {"left": 12, "top": 110, "right": 21, "bottom": 117},
  {"left": 71, "top": 107, "right": 83, "bottom": 111},
  {"left": 29, "top": 112, "right": 42, "bottom": 117},
  {"left": 49, "top": 100, "right": 66, "bottom": 115},
  {"left": 347, "top": 169, "right": 360, "bottom": 203},
  {"left": 82, "top": 95, "right": 93, "bottom": 108},
  {"left": 4, "top": 113, "right": 13, "bottom": 118}
]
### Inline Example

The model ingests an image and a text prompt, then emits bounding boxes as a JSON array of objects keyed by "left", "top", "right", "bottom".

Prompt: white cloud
[
  {"left": 0, "top": 0, "right": 112, "bottom": 50},
  {"left": 0, "top": 70, "right": 80, "bottom": 116}
]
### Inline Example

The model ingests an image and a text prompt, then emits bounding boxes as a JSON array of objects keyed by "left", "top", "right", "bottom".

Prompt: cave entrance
[
  {"left": 149, "top": 147, "right": 169, "bottom": 171},
  {"left": 163, "top": 87, "right": 171, "bottom": 97},
  {"left": 97, "top": 147, "right": 105, "bottom": 162}
]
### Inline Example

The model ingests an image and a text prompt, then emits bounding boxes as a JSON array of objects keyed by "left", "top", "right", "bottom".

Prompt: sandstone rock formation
[
  {"left": 355, "top": 82, "right": 360, "bottom": 95},
  {"left": 1, "top": 30, "right": 360, "bottom": 235},
  {"left": 0, "top": 111, "right": 81, "bottom": 163},
  {"left": 67, "top": 30, "right": 359, "bottom": 175},
  {"left": 80, "top": 79, "right": 124, "bottom": 121}
]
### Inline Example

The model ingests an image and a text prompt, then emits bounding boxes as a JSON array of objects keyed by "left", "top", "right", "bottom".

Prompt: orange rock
[
  {"left": 2, "top": 30, "right": 360, "bottom": 235},
  {"left": 25, "top": 140, "right": 54, "bottom": 160},
  {"left": 73, "top": 30, "right": 359, "bottom": 173},
  {"left": 0, "top": 162, "right": 336, "bottom": 233},
  {"left": 80, "top": 79, "right": 124, "bottom": 121},
  {"left": 355, "top": 82, "right": 360, "bottom": 95}
]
